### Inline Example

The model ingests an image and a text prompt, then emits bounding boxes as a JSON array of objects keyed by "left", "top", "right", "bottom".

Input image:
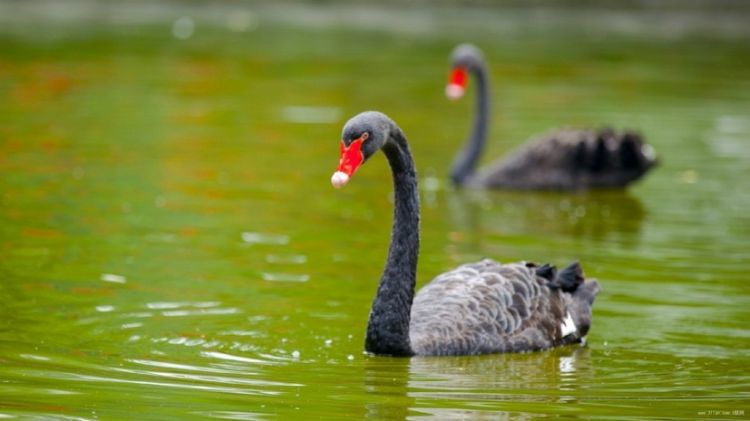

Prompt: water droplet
[
  {"left": 347, "top": 354, "right": 354, "bottom": 361},
  {"left": 291, "top": 350, "right": 300, "bottom": 359}
]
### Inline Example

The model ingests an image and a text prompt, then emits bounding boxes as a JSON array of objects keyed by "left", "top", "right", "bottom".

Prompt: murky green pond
[{"left": 1, "top": 1, "right": 749, "bottom": 419}]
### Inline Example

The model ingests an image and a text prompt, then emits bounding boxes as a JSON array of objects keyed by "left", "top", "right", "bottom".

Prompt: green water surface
[{"left": 1, "top": 1, "right": 749, "bottom": 419}]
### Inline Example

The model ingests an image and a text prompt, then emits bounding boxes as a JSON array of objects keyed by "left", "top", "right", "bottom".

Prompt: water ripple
[
  {"left": 112, "top": 366, "right": 297, "bottom": 389},
  {"left": 261, "top": 272, "right": 310, "bottom": 282},
  {"left": 194, "top": 411, "right": 268, "bottom": 421},
  {"left": 161, "top": 307, "right": 242, "bottom": 317},
  {"left": 241, "top": 232, "right": 289, "bottom": 245},
  {"left": 265, "top": 254, "right": 307, "bottom": 264},
  {"left": 146, "top": 301, "right": 221, "bottom": 310},
  {"left": 201, "top": 351, "right": 281, "bottom": 366},
  {"left": 69, "top": 372, "right": 282, "bottom": 397}
]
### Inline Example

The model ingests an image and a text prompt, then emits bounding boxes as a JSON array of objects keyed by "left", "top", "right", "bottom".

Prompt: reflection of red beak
[
  {"left": 445, "top": 67, "right": 468, "bottom": 100},
  {"left": 331, "top": 137, "right": 365, "bottom": 188}
]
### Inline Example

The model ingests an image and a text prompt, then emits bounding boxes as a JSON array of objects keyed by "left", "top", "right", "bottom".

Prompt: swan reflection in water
[
  {"left": 438, "top": 187, "right": 647, "bottom": 254},
  {"left": 363, "top": 346, "right": 594, "bottom": 420}
]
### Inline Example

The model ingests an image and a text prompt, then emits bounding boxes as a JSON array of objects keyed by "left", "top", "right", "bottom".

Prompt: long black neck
[
  {"left": 365, "top": 126, "right": 420, "bottom": 356},
  {"left": 450, "top": 63, "right": 490, "bottom": 186}
]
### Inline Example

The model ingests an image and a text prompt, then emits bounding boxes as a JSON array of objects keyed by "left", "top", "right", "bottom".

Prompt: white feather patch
[
  {"left": 561, "top": 313, "right": 577, "bottom": 337},
  {"left": 641, "top": 143, "right": 656, "bottom": 161}
]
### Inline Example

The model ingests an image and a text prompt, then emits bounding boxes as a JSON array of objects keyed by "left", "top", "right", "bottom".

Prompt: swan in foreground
[
  {"left": 446, "top": 44, "right": 656, "bottom": 190},
  {"left": 331, "top": 111, "right": 600, "bottom": 356}
]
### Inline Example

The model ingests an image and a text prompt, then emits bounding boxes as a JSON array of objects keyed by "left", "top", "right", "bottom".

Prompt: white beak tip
[
  {"left": 331, "top": 171, "right": 350, "bottom": 188},
  {"left": 445, "top": 84, "right": 465, "bottom": 100}
]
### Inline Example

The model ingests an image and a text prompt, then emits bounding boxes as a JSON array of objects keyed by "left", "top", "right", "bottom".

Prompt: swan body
[
  {"left": 447, "top": 44, "right": 656, "bottom": 190},
  {"left": 471, "top": 128, "right": 656, "bottom": 190},
  {"left": 410, "top": 259, "right": 598, "bottom": 356},
  {"left": 331, "top": 111, "right": 599, "bottom": 357}
]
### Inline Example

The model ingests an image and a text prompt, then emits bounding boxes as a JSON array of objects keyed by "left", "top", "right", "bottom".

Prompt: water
[{"left": 1, "top": 1, "right": 749, "bottom": 419}]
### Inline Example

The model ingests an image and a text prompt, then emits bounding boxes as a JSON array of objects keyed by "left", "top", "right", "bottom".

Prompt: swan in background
[
  {"left": 330, "top": 111, "right": 599, "bottom": 356},
  {"left": 446, "top": 44, "right": 657, "bottom": 190}
]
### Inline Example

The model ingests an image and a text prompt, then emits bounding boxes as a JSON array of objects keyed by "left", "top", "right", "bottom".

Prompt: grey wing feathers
[
  {"left": 409, "top": 259, "right": 597, "bottom": 356},
  {"left": 474, "top": 128, "right": 655, "bottom": 190}
]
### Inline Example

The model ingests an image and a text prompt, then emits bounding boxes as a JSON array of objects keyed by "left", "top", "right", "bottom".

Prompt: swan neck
[
  {"left": 451, "top": 62, "right": 490, "bottom": 185},
  {"left": 365, "top": 126, "right": 419, "bottom": 356}
]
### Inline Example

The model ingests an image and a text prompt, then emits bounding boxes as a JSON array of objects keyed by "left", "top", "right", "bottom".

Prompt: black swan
[
  {"left": 330, "top": 111, "right": 600, "bottom": 356},
  {"left": 446, "top": 44, "right": 657, "bottom": 190}
]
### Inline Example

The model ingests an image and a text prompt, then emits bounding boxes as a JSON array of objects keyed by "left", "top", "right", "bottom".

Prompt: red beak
[
  {"left": 445, "top": 67, "right": 468, "bottom": 99},
  {"left": 331, "top": 137, "right": 365, "bottom": 188}
]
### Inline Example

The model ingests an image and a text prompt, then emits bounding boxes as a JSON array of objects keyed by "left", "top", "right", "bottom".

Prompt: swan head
[
  {"left": 446, "top": 44, "right": 485, "bottom": 100},
  {"left": 331, "top": 111, "right": 390, "bottom": 188}
]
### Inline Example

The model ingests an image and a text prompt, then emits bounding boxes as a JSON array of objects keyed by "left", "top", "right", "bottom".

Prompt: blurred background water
[{"left": 0, "top": 0, "right": 748, "bottom": 419}]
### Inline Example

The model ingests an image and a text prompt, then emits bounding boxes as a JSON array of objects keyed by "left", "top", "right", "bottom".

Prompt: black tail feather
[
  {"left": 535, "top": 263, "right": 557, "bottom": 281},
  {"left": 589, "top": 137, "right": 609, "bottom": 172},
  {"left": 618, "top": 132, "right": 643, "bottom": 169},
  {"left": 548, "top": 262, "right": 584, "bottom": 292}
]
